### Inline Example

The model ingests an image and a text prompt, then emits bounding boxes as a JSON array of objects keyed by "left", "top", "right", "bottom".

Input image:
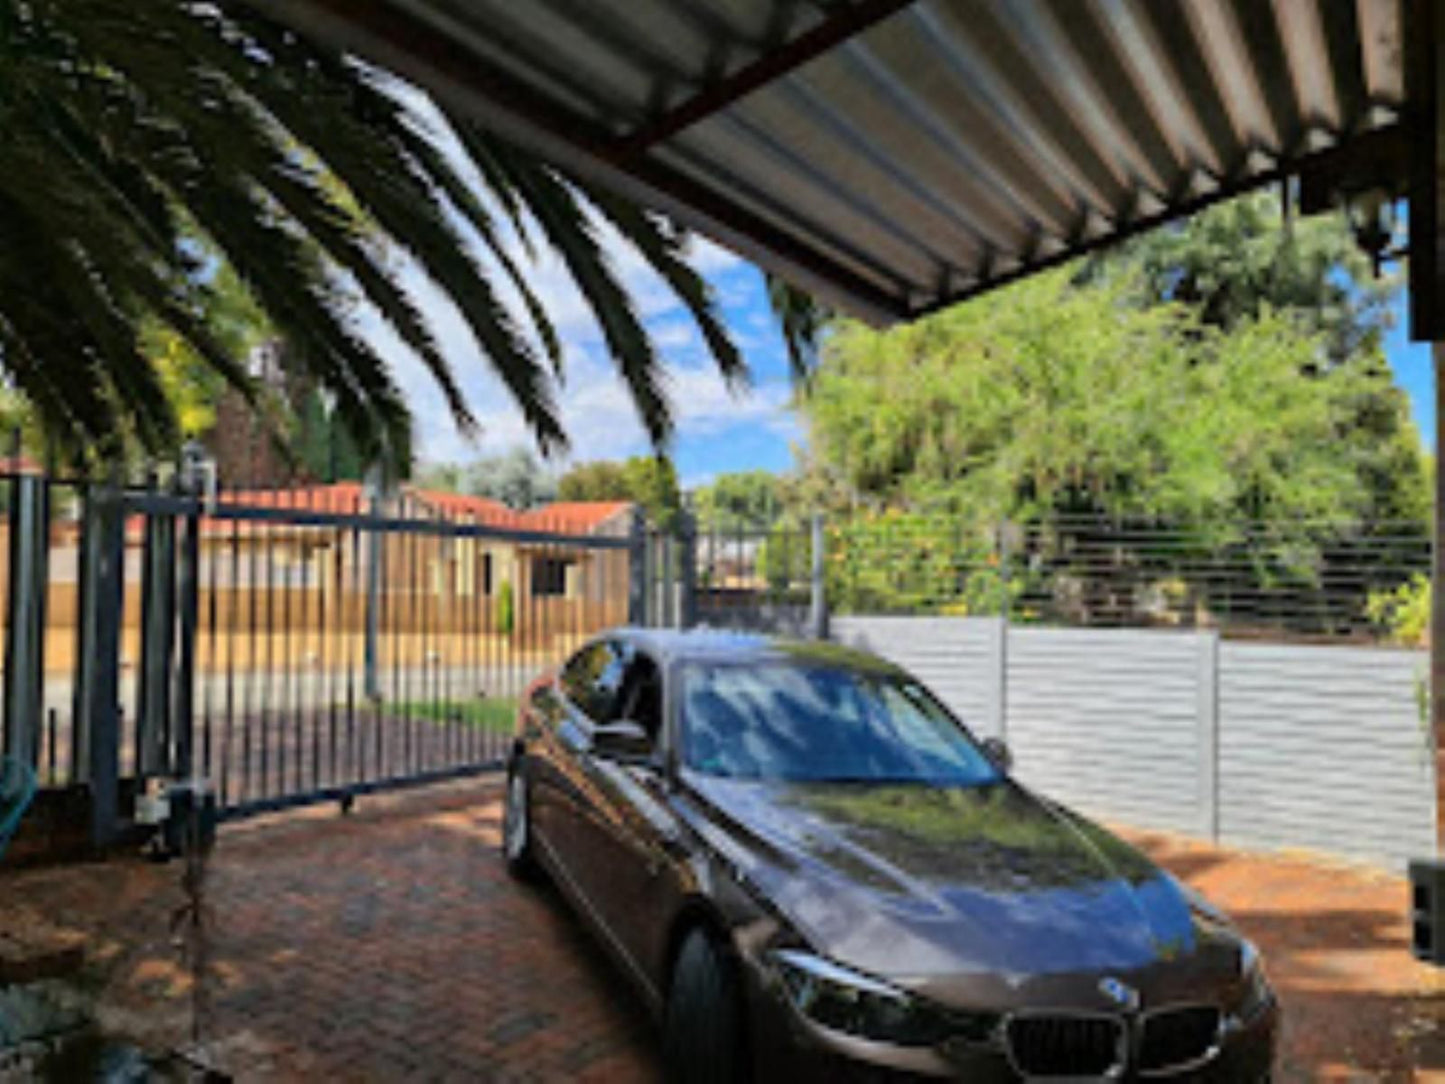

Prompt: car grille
[
  {"left": 1005, "top": 1014, "right": 1125, "bottom": 1078},
  {"left": 1138, "top": 1005, "right": 1222, "bottom": 1075}
]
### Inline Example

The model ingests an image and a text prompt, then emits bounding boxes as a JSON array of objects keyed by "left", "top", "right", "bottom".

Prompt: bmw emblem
[{"left": 1098, "top": 976, "right": 1140, "bottom": 1013}]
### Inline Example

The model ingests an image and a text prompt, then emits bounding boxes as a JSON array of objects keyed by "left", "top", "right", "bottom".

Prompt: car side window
[{"left": 560, "top": 641, "right": 626, "bottom": 723}]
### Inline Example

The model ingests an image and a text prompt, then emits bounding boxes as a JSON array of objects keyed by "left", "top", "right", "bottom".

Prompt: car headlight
[
  {"left": 1234, "top": 939, "right": 1273, "bottom": 1023},
  {"left": 771, "top": 950, "right": 998, "bottom": 1048}
]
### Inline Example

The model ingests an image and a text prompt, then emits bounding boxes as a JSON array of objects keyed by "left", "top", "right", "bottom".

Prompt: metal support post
[
  {"left": 679, "top": 510, "right": 698, "bottom": 629},
  {"left": 808, "top": 513, "right": 828, "bottom": 640},
  {"left": 3, "top": 474, "right": 48, "bottom": 768},
  {"left": 136, "top": 513, "right": 176, "bottom": 776},
  {"left": 628, "top": 507, "right": 649, "bottom": 626},
  {"left": 363, "top": 469, "right": 384, "bottom": 700},
  {"left": 76, "top": 487, "right": 126, "bottom": 848}
]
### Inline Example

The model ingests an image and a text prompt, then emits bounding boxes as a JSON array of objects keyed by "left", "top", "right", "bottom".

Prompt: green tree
[
  {"left": 802, "top": 267, "right": 1428, "bottom": 625},
  {"left": 558, "top": 455, "right": 681, "bottom": 529},
  {"left": 1, "top": 1, "right": 761, "bottom": 473},
  {"left": 293, "top": 388, "right": 366, "bottom": 482},
  {"left": 465, "top": 449, "right": 557, "bottom": 510},
  {"left": 415, "top": 449, "right": 558, "bottom": 508},
  {"left": 693, "top": 470, "right": 787, "bottom": 532},
  {"left": 413, "top": 462, "right": 463, "bottom": 493},
  {"left": 1086, "top": 191, "right": 1395, "bottom": 367}
]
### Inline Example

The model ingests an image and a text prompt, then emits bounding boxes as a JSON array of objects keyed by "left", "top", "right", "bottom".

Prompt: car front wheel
[
  {"left": 662, "top": 928, "right": 746, "bottom": 1084},
  {"left": 503, "top": 764, "right": 539, "bottom": 880}
]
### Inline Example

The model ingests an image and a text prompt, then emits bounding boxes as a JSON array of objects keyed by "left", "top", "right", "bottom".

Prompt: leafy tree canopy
[
  {"left": 803, "top": 267, "right": 1426, "bottom": 537},
  {"left": 558, "top": 455, "right": 680, "bottom": 529},
  {"left": 1083, "top": 190, "right": 1396, "bottom": 367},
  {"left": 692, "top": 470, "right": 788, "bottom": 532},
  {"left": 415, "top": 448, "right": 558, "bottom": 510}
]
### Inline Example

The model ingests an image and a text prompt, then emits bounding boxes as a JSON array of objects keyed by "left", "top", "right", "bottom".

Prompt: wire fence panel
[
  {"left": 694, "top": 520, "right": 817, "bottom": 635},
  {"left": 690, "top": 512, "right": 1431, "bottom": 645}
]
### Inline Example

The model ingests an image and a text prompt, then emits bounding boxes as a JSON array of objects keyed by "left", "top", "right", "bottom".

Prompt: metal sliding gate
[{"left": 68, "top": 482, "right": 642, "bottom": 832}]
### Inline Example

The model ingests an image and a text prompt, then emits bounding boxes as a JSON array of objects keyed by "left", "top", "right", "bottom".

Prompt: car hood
[{"left": 680, "top": 774, "right": 1236, "bottom": 1005}]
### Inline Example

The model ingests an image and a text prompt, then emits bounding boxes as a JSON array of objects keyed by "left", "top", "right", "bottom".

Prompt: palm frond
[
  {"left": 0, "top": 0, "right": 758, "bottom": 471},
  {"left": 766, "top": 273, "right": 829, "bottom": 387}
]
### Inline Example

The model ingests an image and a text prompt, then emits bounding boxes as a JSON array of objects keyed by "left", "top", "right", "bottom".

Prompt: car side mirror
[
  {"left": 981, "top": 737, "right": 1013, "bottom": 773},
  {"left": 590, "top": 719, "right": 653, "bottom": 763}
]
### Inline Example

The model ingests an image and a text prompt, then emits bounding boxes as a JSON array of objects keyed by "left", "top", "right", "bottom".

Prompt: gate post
[
  {"left": 3, "top": 474, "right": 49, "bottom": 769},
  {"left": 75, "top": 486, "right": 126, "bottom": 848},
  {"left": 678, "top": 510, "right": 698, "bottom": 629},
  {"left": 808, "top": 513, "right": 828, "bottom": 641},
  {"left": 1196, "top": 628, "right": 1221, "bottom": 842},
  {"left": 172, "top": 476, "right": 202, "bottom": 780},
  {"left": 659, "top": 527, "right": 675, "bottom": 627},
  {"left": 628, "top": 507, "right": 649, "bottom": 626},
  {"left": 135, "top": 511, "right": 176, "bottom": 777},
  {"left": 363, "top": 467, "right": 383, "bottom": 700}
]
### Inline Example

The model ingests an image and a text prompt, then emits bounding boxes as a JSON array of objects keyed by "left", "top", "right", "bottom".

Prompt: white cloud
[
  {"left": 649, "top": 319, "right": 697, "bottom": 352},
  {"left": 356, "top": 244, "right": 792, "bottom": 468}
]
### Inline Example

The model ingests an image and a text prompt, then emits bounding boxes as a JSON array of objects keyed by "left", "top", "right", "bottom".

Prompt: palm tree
[{"left": 0, "top": 0, "right": 814, "bottom": 474}]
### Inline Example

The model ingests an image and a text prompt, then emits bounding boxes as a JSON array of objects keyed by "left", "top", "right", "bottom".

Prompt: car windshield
[{"left": 680, "top": 662, "right": 1001, "bottom": 786}]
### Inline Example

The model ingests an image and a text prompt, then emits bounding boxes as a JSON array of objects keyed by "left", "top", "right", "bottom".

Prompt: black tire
[
  {"left": 662, "top": 929, "right": 747, "bottom": 1084},
  {"left": 502, "top": 763, "right": 540, "bottom": 881}
]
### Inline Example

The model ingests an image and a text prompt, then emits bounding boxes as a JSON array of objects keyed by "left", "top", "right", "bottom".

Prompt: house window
[
  {"left": 482, "top": 552, "right": 493, "bottom": 595},
  {"left": 532, "top": 556, "right": 568, "bottom": 597}
]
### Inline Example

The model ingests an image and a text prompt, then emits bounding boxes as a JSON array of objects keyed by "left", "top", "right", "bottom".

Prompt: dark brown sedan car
[{"left": 503, "top": 629, "right": 1277, "bottom": 1082}]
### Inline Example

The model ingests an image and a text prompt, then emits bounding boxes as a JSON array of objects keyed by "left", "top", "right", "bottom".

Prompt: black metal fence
[{"left": 0, "top": 468, "right": 642, "bottom": 842}]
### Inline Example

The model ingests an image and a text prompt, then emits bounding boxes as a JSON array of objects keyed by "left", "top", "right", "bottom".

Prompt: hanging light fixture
[{"left": 1342, "top": 187, "right": 1403, "bottom": 276}]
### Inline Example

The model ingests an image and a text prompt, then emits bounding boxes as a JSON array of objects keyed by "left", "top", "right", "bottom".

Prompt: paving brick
[{"left": 6, "top": 781, "right": 1435, "bottom": 1081}]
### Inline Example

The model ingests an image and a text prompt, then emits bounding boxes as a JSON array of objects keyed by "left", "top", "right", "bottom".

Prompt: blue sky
[{"left": 1386, "top": 295, "right": 1434, "bottom": 452}]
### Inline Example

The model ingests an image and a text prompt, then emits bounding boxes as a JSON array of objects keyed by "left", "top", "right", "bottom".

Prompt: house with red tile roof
[{"left": 41, "top": 484, "right": 636, "bottom": 657}]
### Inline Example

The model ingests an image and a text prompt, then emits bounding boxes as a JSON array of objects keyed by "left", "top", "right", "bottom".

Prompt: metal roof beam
[
  {"left": 249, "top": 0, "right": 908, "bottom": 324},
  {"left": 614, "top": 0, "right": 920, "bottom": 157},
  {"left": 1408, "top": 0, "right": 1445, "bottom": 342}
]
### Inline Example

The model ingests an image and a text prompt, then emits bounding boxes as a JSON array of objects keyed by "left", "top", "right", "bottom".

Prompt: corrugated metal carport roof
[{"left": 261, "top": 0, "right": 1410, "bottom": 325}]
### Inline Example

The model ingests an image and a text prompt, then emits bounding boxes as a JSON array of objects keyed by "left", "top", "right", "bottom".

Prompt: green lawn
[{"left": 393, "top": 697, "right": 519, "bottom": 734}]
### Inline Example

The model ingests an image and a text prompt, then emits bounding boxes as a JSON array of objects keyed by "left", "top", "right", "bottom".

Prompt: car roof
[{"left": 604, "top": 627, "right": 903, "bottom": 675}]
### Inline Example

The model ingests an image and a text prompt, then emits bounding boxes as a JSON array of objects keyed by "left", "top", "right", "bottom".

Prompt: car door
[
  {"left": 572, "top": 645, "right": 691, "bottom": 996},
  {"left": 533, "top": 641, "right": 625, "bottom": 885}
]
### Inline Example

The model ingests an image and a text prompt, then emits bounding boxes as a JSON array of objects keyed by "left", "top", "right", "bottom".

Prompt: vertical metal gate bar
[
  {"left": 4, "top": 473, "right": 49, "bottom": 769},
  {"left": 260, "top": 514, "right": 274, "bottom": 801},
  {"left": 173, "top": 498, "right": 201, "bottom": 780},
  {"left": 68, "top": 485, "right": 92, "bottom": 783},
  {"left": 77, "top": 487, "right": 125, "bottom": 848},
  {"left": 679, "top": 511, "right": 697, "bottom": 630},
  {"left": 203, "top": 506, "right": 220, "bottom": 784},
  {"left": 628, "top": 508, "right": 647, "bottom": 626},
  {"left": 280, "top": 501, "right": 295, "bottom": 798},
  {"left": 363, "top": 479, "right": 382, "bottom": 701},
  {"left": 326, "top": 524, "right": 338, "bottom": 788},
  {"left": 243, "top": 519, "right": 257, "bottom": 804},
  {"left": 221, "top": 517, "right": 240, "bottom": 808}
]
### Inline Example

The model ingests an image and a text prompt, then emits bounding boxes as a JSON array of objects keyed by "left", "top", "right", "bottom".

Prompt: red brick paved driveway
[
  {"left": 4, "top": 780, "right": 659, "bottom": 1082},
  {"left": 5, "top": 782, "right": 1445, "bottom": 1081}
]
